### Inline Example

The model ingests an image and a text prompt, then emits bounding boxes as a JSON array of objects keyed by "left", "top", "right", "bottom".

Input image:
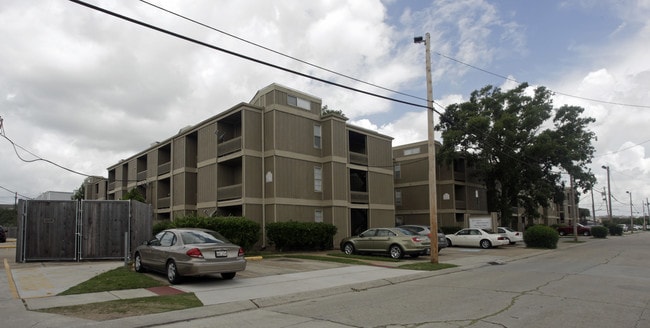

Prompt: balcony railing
[
  {"left": 217, "top": 184, "right": 242, "bottom": 201},
  {"left": 157, "top": 197, "right": 170, "bottom": 209},
  {"left": 158, "top": 162, "right": 171, "bottom": 175},
  {"left": 217, "top": 137, "right": 242, "bottom": 157},
  {"left": 455, "top": 200, "right": 466, "bottom": 210},
  {"left": 349, "top": 152, "right": 368, "bottom": 166},
  {"left": 108, "top": 181, "right": 116, "bottom": 191},
  {"left": 350, "top": 191, "right": 369, "bottom": 204},
  {"left": 137, "top": 170, "right": 147, "bottom": 181}
]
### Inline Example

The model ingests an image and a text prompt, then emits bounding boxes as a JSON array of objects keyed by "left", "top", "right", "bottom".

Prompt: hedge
[
  {"left": 524, "top": 225, "right": 559, "bottom": 249},
  {"left": 266, "top": 221, "right": 337, "bottom": 251}
]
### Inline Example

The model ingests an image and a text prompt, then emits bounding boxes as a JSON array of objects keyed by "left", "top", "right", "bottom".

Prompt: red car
[{"left": 557, "top": 223, "right": 591, "bottom": 236}]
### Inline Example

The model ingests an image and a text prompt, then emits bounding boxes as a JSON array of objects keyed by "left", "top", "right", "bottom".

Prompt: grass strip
[{"left": 59, "top": 266, "right": 167, "bottom": 296}]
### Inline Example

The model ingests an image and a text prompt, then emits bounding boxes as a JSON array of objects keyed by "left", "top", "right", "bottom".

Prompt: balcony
[
  {"left": 157, "top": 197, "right": 170, "bottom": 209},
  {"left": 108, "top": 181, "right": 116, "bottom": 191},
  {"left": 455, "top": 200, "right": 466, "bottom": 210},
  {"left": 218, "top": 137, "right": 242, "bottom": 157},
  {"left": 137, "top": 170, "right": 147, "bottom": 181},
  {"left": 217, "top": 184, "right": 242, "bottom": 201},
  {"left": 349, "top": 152, "right": 368, "bottom": 166},
  {"left": 158, "top": 162, "right": 171, "bottom": 175},
  {"left": 350, "top": 191, "right": 369, "bottom": 204}
]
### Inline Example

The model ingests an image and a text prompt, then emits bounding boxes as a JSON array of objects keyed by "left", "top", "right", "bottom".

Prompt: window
[
  {"left": 395, "top": 190, "right": 402, "bottom": 206},
  {"left": 314, "top": 124, "right": 322, "bottom": 149},
  {"left": 314, "top": 209, "right": 323, "bottom": 223},
  {"left": 403, "top": 147, "right": 421, "bottom": 156},
  {"left": 394, "top": 164, "right": 401, "bottom": 179},
  {"left": 314, "top": 166, "right": 322, "bottom": 192},
  {"left": 287, "top": 95, "right": 311, "bottom": 110}
]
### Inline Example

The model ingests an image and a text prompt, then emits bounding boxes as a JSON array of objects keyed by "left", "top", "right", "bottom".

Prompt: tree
[
  {"left": 435, "top": 83, "right": 596, "bottom": 226},
  {"left": 122, "top": 188, "right": 146, "bottom": 202},
  {"left": 321, "top": 105, "right": 347, "bottom": 118},
  {"left": 72, "top": 183, "right": 85, "bottom": 200}
]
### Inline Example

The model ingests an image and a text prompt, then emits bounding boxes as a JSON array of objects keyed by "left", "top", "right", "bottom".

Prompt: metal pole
[
  {"left": 626, "top": 191, "right": 633, "bottom": 233},
  {"left": 602, "top": 166, "right": 612, "bottom": 222},
  {"left": 415, "top": 33, "right": 438, "bottom": 263}
]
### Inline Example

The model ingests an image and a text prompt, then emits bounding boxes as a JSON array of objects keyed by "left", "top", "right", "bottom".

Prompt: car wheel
[
  {"left": 166, "top": 260, "right": 181, "bottom": 284},
  {"left": 389, "top": 245, "right": 404, "bottom": 259},
  {"left": 558, "top": 231, "right": 566, "bottom": 236},
  {"left": 446, "top": 238, "right": 452, "bottom": 247},
  {"left": 480, "top": 239, "right": 492, "bottom": 249},
  {"left": 221, "top": 272, "right": 236, "bottom": 280},
  {"left": 134, "top": 252, "right": 146, "bottom": 273},
  {"left": 343, "top": 243, "right": 355, "bottom": 255}
]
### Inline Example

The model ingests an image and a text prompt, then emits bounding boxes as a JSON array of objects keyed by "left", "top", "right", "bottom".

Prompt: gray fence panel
[
  {"left": 80, "top": 200, "right": 130, "bottom": 260},
  {"left": 20, "top": 200, "right": 77, "bottom": 261},
  {"left": 130, "top": 200, "right": 153, "bottom": 254}
]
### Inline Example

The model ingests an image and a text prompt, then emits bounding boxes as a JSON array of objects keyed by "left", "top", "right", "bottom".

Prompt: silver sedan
[{"left": 134, "top": 228, "right": 246, "bottom": 284}]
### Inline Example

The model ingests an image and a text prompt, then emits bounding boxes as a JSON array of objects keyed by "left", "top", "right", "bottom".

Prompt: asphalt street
[{"left": 3, "top": 233, "right": 642, "bottom": 327}]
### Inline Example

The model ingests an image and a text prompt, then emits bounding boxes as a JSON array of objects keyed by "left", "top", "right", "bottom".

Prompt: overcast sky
[{"left": 1, "top": 0, "right": 649, "bottom": 218}]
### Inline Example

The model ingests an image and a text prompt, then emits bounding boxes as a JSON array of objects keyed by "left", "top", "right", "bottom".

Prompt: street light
[
  {"left": 601, "top": 166, "right": 612, "bottom": 222},
  {"left": 414, "top": 33, "right": 439, "bottom": 264},
  {"left": 626, "top": 191, "right": 633, "bottom": 234}
]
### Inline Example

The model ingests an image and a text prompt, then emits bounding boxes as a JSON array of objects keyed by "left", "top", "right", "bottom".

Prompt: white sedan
[
  {"left": 497, "top": 227, "right": 524, "bottom": 245},
  {"left": 445, "top": 228, "right": 509, "bottom": 249}
]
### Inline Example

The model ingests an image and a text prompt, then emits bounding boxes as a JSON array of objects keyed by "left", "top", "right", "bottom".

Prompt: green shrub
[
  {"left": 266, "top": 221, "right": 337, "bottom": 251},
  {"left": 152, "top": 216, "right": 260, "bottom": 251},
  {"left": 440, "top": 226, "right": 462, "bottom": 235},
  {"left": 608, "top": 225, "right": 623, "bottom": 236},
  {"left": 524, "top": 225, "right": 559, "bottom": 249},
  {"left": 591, "top": 226, "right": 608, "bottom": 238}
]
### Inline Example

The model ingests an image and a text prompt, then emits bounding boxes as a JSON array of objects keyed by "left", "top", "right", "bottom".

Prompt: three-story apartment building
[{"left": 91, "top": 84, "right": 395, "bottom": 246}]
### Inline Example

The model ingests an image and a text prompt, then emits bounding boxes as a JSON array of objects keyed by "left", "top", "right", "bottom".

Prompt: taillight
[
  {"left": 186, "top": 248, "right": 203, "bottom": 258},
  {"left": 238, "top": 247, "right": 245, "bottom": 257},
  {"left": 412, "top": 236, "right": 424, "bottom": 243},
  {"left": 515, "top": 232, "right": 520, "bottom": 236}
]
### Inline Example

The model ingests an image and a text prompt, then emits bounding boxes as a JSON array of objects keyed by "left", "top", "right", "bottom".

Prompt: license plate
[{"left": 215, "top": 250, "right": 228, "bottom": 257}]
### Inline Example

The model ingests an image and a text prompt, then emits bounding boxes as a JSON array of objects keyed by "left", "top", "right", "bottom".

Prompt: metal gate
[{"left": 16, "top": 199, "right": 152, "bottom": 262}]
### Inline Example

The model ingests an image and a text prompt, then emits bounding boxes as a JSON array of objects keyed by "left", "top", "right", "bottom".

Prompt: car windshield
[{"left": 180, "top": 230, "right": 229, "bottom": 245}]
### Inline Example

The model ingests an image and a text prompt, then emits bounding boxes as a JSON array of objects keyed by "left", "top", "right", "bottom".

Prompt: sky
[{"left": 1, "top": 0, "right": 649, "bottom": 218}]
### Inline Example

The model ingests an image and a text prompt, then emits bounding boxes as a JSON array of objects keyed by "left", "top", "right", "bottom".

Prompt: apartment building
[
  {"left": 393, "top": 140, "right": 490, "bottom": 229},
  {"left": 91, "top": 84, "right": 395, "bottom": 246}
]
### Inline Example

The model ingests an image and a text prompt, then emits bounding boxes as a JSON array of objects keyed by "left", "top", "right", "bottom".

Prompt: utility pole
[
  {"left": 626, "top": 191, "right": 633, "bottom": 233},
  {"left": 590, "top": 189, "right": 596, "bottom": 223},
  {"left": 570, "top": 176, "right": 577, "bottom": 242},
  {"left": 414, "top": 33, "right": 439, "bottom": 264},
  {"left": 602, "top": 166, "right": 612, "bottom": 223}
]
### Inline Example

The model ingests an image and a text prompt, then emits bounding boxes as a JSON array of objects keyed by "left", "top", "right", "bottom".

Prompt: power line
[
  {"left": 68, "top": 0, "right": 441, "bottom": 115},
  {"left": 138, "top": 0, "right": 429, "bottom": 104},
  {"left": 0, "top": 184, "right": 33, "bottom": 200},
  {"left": 434, "top": 52, "right": 650, "bottom": 109},
  {"left": 1, "top": 132, "right": 93, "bottom": 178}
]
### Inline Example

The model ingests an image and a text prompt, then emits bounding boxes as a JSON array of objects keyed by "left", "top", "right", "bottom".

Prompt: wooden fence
[{"left": 16, "top": 199, "right": 152, "bottom": 262}]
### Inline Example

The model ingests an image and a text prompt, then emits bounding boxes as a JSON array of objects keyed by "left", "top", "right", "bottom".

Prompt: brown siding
[
  {"left": 243, "top": 108, "right": 262, "bottom": 152},
  {"left": 244, "top": 156, "right": 263, "bottom": 198},
  {"left": 369, "top": 171, "right": 394, "bottom": 205},
  {"left": 197, "top": 165, "right": 216, "bottom": 203},
  {"left": 197, "top": 123, "right": 217, "bottom": 162},
  {"left": 273, "top": 157, "right": 321, "bottom": 199},
  {"left": 274, "top": 111, "right": 322, "bottom": 156}
]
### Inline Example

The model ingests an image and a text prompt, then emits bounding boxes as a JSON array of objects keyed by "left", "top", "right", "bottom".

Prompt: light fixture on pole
[
  {"left": 601, "top": 165, "right": 612, "bottom": 222},
  {"left": 414, "top": 33, "right": 439, "bottom": 264},
  {"left": 626, "top": 191, "right": 633, "bottom": 234}
]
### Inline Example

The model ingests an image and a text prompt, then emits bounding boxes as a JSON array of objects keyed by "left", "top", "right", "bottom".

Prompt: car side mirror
[{"left": 147, "top": 239, "right": 161, "bottom": 246}]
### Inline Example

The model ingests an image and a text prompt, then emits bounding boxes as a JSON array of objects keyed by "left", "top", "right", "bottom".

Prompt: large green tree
[{"left": 435, "top": 83, "right": 596, "bottom": 225}]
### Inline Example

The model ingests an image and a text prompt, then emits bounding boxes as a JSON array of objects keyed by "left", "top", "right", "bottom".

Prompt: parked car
[
  {"left": 0, "top": 225, "right": 6, "bottom": 243},
  {"left": 340, "top": 227, "right": 431, "bottom": 259},
  {"left": 133, "top": 228, "right": 247, "bottom": 284},
  {"left": 556, "top": 223, "right": 591, "bottom": 236},
  {"left": 497, "top": 227, "right": 523, "bottom": 245},
  {"left": 445, "top": 228, "right": 509, "bottom": 249},
  {"left": 397, "top": 225, "right": 448, "bottom": 251}
]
